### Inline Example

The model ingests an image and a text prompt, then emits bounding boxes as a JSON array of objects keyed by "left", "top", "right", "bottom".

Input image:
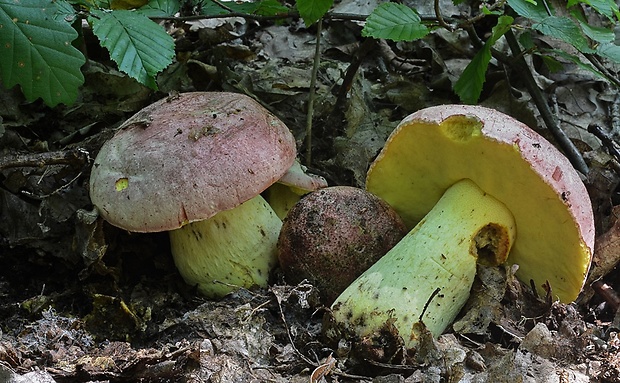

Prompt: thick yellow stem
[
  {"left": 169, "top": 195, "right": 281, "bottom": 298},
  {"left": 329, "top": 179, "right": 516, "bottom": 349}
]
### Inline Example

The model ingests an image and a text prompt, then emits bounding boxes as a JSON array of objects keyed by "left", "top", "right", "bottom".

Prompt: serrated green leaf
[
  {"left": 595, "top": 42, "right": 620, "bottom": 63},
  {"left": 454, "top": 44, "right": 491, "bottom": 104},
  {"left": 570, "top": 9, "right": 614, "bottom": 43},
  {"left": 362, "top": 3, "right": 429, "bottom": 42},
  {"left": 569, "top": 0, "right": 619, "bottom": 20},
  {"left": 53, "top": 0, "right": 78, "bottom": 22},
  {"left": 296, "top": 0, "right": 332, "bottom": 26},
  {"left": 507, "top": 0, "right": 550, "bottom": 21},
  {"left": 137, "top": 0, "right": 180, "bottom": 17},
  {"left": 89, "top": 9, "right": 174, "bottom": 89},
  {"left": 533, "top": 16, "right": 594, "bottom": 53},
  {"left": 454, "top": 16, "right": 513, "bottom": 104},
  {"left": 0, "top": 0, "right": 85, "bottom": 106}
]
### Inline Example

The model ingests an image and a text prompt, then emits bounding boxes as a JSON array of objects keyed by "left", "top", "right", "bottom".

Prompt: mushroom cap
[
  {"left": 277, "top": 186, "right": 408, "bottom": 304},
  {"left": 278, "top": 159, "right": 328, "bottom": 194},
  {"left": 90, "top": 92, "right": 296, "bottom": 232},
  {"left": 366, "top": 105, "right": 595, "bottom": 303}
]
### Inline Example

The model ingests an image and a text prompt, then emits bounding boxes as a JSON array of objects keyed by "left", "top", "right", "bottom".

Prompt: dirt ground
[{"left": 2, "top": 2, "right": 620, "bottom": 382}]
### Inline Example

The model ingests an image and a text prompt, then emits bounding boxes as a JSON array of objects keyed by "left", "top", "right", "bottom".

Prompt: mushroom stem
[
  {"left": 328, "top": 179, "right": 516, "bottom": 349},
  {"left": 169, "top": 195, "right": 281, "bottom": 298}
]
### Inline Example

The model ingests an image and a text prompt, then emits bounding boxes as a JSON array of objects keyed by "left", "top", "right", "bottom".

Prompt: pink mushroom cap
[{"left": 90, "top": 92, "right": 296, "bottom": 232}]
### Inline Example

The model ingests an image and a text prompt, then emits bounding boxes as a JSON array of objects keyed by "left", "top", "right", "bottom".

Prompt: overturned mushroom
[{"left": 327, "top": 105, "right": 595, "bottom": 350}]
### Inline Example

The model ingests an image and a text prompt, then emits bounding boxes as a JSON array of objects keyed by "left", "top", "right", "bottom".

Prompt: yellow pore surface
[{"left": 366, "top": 115, "right": 590, "bottom": 303}]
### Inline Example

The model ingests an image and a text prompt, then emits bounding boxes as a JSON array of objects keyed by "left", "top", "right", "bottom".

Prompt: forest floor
[{"left": 2, "top": 1, "right": 620, "bottom": 382}]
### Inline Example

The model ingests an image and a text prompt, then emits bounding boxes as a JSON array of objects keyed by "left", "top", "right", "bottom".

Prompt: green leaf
[
  {"left": 544, "top": 49, "right": 606, "bottom": 78},
  {"left": 507, "top": 0, "right": 550, "bottom": 21},
  {"left": 89, "top": 9, "right": 174, "bottom": 89},
  {"left": 532, "top": 16, "right": 594, "bottom": 53},
  {"left": 0, "top": 0, "right": 85, "bottom": 106},
  {"left": 296, "top": 0, "right": 332, "bottom": 26},
  {"left": 569, "top": 0, "right": 619, "bottom": 21},
  {"left": 518, "top": 30, "right": 535, "bottom": 50},
  {"left": 570, "top": 9, "right": 614, "bottom": 43},
  {"left": 454, "top": 15, "right": 513, "bottom": 104},
  {"left": 202, "top": 0, "right": 258, "bottom": 15},
  {"left": 137, "top": 0, "right": 180, "bottom": 17},
  {"left": 595, "top": 42, "right": 620, "bottom": 63},
  {"left": 538, "top": 54, "right": 564, "bottom": 73},
  {"left": 53, "top": 0, "right": 78, "bottom": 22},
  {"left": 362, "top": 3, "right": 429, "bottom": 41},
  {"left": 255, "top": 0, "right": 288, "bottom": 17}
]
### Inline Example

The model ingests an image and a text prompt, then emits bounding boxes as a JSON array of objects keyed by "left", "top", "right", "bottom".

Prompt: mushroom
[
  {"left": 327, "top": 105, "right": 594, "bottom": 350},
  {"left": 264, "top": 159, "right": 328, "bottom": 220},
  {"left": 89, "top": 92, "right": 297, "bottom": 298},
  {"left": 277, "top": 186, "right": 408, "bottom": 304}
]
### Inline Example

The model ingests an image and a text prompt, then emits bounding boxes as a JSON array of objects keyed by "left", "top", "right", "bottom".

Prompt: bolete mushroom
[
  {"left": 327, "top": 105, "right": 594, "bottom": 350},
  {"left": 89, "top": 92, "right": 297, "bottom": 298},
  {"left": 277, "top": 186, "right": 408, "bottom": 305},
  {"left": 264, "top": 159, "right": 328, "bottom": 220}
]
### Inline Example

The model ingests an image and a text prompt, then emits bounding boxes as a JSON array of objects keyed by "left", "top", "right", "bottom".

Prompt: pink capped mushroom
[{"left": 89, "top": 92, "right": 297, "bottom": 298}]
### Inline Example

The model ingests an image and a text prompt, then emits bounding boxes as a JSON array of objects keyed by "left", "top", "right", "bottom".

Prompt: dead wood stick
[
  {"left": 503, "top": 29, "right": 589, "bottom": 176},
  {"left": 0, "top": 148, "right": 90, "bottom": 171}
]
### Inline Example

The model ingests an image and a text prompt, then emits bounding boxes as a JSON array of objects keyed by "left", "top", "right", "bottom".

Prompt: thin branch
[
  {"left": 503, "top": 29, "right": 589, "bottom": 175},
  {"left": 305, "top": 19, "right": 323, "bottom": 166},
  {"left": 150, "top": 10, "right": 368, "bottom": 23},
  {"left": 326, "top": 37, "right": 377, "bottom": 134},
  {"left": 0, "top": 148, "right": 90, "bottom": 171},
  {"left": 434, "top": 0, "right": 454, "bottom": 31}
]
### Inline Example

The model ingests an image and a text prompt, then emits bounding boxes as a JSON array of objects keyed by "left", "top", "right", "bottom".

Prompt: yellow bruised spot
[
  {"left": 115, "top": 178, "right": 129, "bottom": 191},
  {"left": 440, "top": 115, "right": 483, "bottom": 142}
]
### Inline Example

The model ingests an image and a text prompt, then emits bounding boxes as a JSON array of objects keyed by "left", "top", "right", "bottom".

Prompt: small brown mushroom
[{"left": 277, "top": 186, "right": 408, "bottom": 304}]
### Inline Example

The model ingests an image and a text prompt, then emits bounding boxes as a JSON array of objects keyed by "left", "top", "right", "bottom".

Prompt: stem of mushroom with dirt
[
  {"left": 169, "top": 194, "right": 282, "bottom": 298},
  {"left": 327, "top": 178, "right": 516, "bottom": 350}
]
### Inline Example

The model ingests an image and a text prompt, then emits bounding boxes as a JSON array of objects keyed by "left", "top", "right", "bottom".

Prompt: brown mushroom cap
[
  {"left": 277, "top": 186, "right": 408, "bottom": 304},
  {"left": 366, "top": 105, "right": 595, "bottom": 303},
  {"left": 90, "top": 92, "right": 296, "bottom": 232}
]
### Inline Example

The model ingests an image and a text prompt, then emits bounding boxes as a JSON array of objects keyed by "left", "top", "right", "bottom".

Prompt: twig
[
  {"left": 503, "top": 29, "right": 589, "bottom": 175},
  {"left": 0, "top": 148, "right": 90, "bottom": 171},
  {"left": 210, "top": 0, "right": 234, "bottom": 13},
  {"left": 150, "top": 10, "right": 367, "bottom": 23},
  {"left": 461, "top": 0, "right": 507, "bottom": 27},
  {"left": 583, "top": 53, "right": 620, "bottom": 88},
  {"left": 271, "top": 286, "right": 371, "bottom": 381},
  {"left": 305, "top": 19, "right": 323, "bottom": 166},
  {"left": 588, "top": 124, "right": 620, "bottom": 160},
  {"left": 587, "top": 123, "right": 620, "bottom": 175},
  {"left": 611, "top": 92, "right": 620, "bottom": 137},
  {"left": 434, "top": 0, "right": 454, "bottom": 31},
  {"left": 592, "top": 281, "right": 620, "bottom": 312},
  {"left": 325, "top": 37, "right": 377, "bottom": 136}
]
